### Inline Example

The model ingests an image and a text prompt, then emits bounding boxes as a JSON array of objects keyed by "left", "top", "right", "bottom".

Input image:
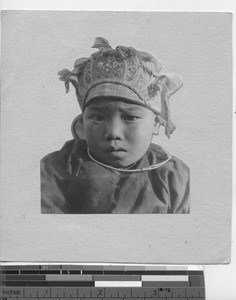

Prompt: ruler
[{"left": 0, "top": 265, "right": 205, "bottom": 300}]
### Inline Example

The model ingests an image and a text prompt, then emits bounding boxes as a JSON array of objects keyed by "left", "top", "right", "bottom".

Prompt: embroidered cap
[{"left": 58, "top": 37, "right": 183, "bottom": 138}]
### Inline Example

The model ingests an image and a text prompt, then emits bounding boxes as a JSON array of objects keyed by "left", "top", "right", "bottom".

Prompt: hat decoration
[{"left": 58, "top": 37, "right": 183, "bottom": 138}]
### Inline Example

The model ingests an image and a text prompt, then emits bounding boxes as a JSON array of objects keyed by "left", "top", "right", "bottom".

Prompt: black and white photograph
[{"left": 41, "top": 36, "right": 190, "bottom": 214}]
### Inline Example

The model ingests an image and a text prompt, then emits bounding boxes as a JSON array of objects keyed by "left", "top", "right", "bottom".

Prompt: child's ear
[
  {"left": 153, "top": 114, "right": 161, "bottom": 135},
  {"left": 71, "top": 114, "right": 86, "bottom": 140}
]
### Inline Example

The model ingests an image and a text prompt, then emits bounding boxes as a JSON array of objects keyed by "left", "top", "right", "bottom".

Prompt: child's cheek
[
  {"left": 85, "top": 122, "right": 102, "bottom": 139},
  {"left": 85, "top": 120, "right": 96, "bottom": 130}
]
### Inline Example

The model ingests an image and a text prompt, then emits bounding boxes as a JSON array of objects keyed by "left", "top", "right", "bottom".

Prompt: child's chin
[{"left": 106, "top": 156, "right": 137, "bottom": 169}]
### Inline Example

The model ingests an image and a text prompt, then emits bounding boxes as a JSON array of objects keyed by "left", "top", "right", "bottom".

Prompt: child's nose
[{"left": 104, "top": 118, "right": 123, "bottom": 141}]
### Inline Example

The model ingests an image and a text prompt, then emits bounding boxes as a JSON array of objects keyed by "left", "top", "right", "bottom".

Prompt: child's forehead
[{"left": 84, "top": 97, "right": 150, "bottom": 113}]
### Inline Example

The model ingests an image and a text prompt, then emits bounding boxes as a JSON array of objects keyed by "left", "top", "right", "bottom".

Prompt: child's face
[{"left": 83, "top": 98, "right": 159, "bottom": 168}]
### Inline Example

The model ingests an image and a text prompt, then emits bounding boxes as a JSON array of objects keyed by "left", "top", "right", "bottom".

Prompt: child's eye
[
  {"left": 123, "top": 115, "right": 140, "bottom": 122},
  {"left": 90, "top": 115, "right": 104, "bottom": 122}
]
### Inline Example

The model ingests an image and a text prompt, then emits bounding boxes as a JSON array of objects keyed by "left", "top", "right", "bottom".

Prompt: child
[{"left": 41, "top": 37, "right": 190, "bottom": 214}]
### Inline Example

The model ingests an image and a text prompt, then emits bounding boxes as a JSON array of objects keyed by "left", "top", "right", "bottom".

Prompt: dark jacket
[{"left": 41, "top": 139, "right": 190, "bottom": 214}]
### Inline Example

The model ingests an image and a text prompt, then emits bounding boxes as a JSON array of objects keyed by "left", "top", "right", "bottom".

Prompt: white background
[
  {"left": 0, "top": 1, "right": 235, "bottom": 300},
  {"left": 1, "top": 11, "right": 231, "bottom": 263}
]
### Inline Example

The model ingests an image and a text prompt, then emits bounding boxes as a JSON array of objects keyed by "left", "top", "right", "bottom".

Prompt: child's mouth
[{"left": 105, "top": 147, "right": 127, "bottom": 158}]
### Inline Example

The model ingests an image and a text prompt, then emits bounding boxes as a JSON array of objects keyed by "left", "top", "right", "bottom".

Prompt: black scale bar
[
  {"left": 0, "top": 271, "right": 20, "bottom": 275},
  {"left": 145, "top": 271, "right": 189, "bottom": 275},
  {"left": 20, "top": 271, "right": 61, "bottom": 275},
  {"left": 82, "top": 271, "right": 102, "bottom": 274},
  {"left": 2, "top": 276, "right": 46, "bottom": 281},
  {"left": 2, "top": 281, "right": 95, "bottom": 287},
  {"left": 0, "top": 271, "right": 60, "bottom": 275},
  {"left": 62, "top": 270, "right": 82, "bottom": 274}
]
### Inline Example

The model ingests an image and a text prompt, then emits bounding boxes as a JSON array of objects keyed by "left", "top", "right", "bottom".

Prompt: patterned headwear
[{"left": 58, "top": 37, "right": 183, "bottom": 138}]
